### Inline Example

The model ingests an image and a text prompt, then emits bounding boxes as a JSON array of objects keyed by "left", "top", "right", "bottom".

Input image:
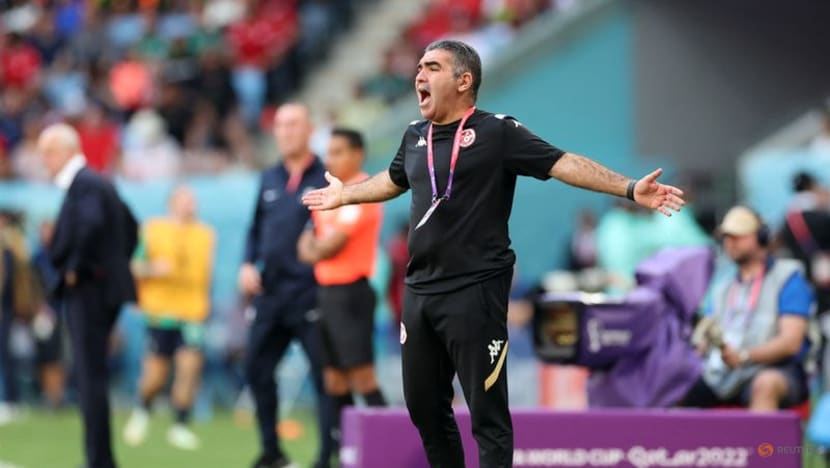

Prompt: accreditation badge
[{"left": 415, "top": 198, "right": 443, "bottom": 230}]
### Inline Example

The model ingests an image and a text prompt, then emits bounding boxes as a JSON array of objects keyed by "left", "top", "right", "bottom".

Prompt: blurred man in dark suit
[{"left": 38, "top": 123, "right": 138, "bottom": 468}]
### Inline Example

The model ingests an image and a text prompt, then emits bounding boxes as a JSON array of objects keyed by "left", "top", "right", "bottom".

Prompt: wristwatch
[{"left": 738, "top": 349, "right": 751, "bottom": 366}]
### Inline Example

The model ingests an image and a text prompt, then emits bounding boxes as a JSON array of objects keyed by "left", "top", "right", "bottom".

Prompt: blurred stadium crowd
[{"left": 0, "top": 0, "right": 575, "bottom": 182}]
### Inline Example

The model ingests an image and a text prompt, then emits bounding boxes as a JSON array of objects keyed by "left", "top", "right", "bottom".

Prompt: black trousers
[
  {"left": 244, "top": 297, "right": 334, "bottom": 466},
  {"left": 402, "top": 271, "right": 513, "bottom": 468},
  {"left": 64, "top": 283, "right": 120, "bottom": 468},
  {"left": 1, "top": 297, "right": 19, "bottom": 404}
]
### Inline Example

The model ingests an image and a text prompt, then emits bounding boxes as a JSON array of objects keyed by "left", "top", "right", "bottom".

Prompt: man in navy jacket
[
  {"left": 238, "top": 104, "right": 333, "bottom": 468},
  {"left": 39, "top": 123, "right": 137, "bottom": 468}
]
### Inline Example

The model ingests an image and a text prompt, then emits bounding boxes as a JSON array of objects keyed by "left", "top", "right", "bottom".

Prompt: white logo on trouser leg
[
  {"left": 484, "top": 339, "right": 509, "bottom": 391},
  {"left": 488, "top": 339, "right": 504, "bottom": 364}
]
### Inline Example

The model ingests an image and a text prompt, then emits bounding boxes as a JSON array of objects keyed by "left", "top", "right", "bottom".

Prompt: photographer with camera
[{"left": 685, "top": 206, "right": 814, "bottom": 411}]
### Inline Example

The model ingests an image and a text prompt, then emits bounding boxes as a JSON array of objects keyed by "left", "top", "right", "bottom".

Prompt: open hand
[
  {"left": 302, "top": 171, "right": 344, "bottom": 211},
  {"left": 634, "top": 168, "right": 685, "bottom": 217}
]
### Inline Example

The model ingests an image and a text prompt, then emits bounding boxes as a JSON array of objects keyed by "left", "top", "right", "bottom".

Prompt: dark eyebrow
[{"left": 417, "top": 60, "right": 441, "bottom": 71}]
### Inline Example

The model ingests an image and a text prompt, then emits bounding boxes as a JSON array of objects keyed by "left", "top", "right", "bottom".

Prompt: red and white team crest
[{"left": 459, "top": 129, "right": 476, "bottom": 148}]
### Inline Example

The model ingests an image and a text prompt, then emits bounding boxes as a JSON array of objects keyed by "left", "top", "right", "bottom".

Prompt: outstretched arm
[
  {"left": 549, "top": 152, "right": 685, "bottom": 216},
  {"left": 302, "top": 170, "right": 406, "bottom": 211}
]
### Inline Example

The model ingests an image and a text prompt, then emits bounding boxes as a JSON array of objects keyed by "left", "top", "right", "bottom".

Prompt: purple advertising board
[{"left": 341, "top": 408, "right": 802, "bottom": 468}]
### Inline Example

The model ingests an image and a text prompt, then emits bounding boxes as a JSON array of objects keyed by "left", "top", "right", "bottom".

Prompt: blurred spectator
[
  {"left": 778, "top": 209, "right": 830, "bottom": 315},
  {"left": 297, "top": 0, "right": 336, "bottom": 63},
  {"left": 135, "top": 11, "right": 169, "bottom": 62},
  {"left": 3, "top": 1, "right": 41, "bottom": 33},
  {"left": 54, "top": 0, "right": 85, "bottom": 40},
  {"left": 221, "top": 109, "right": 258, "bottom": 168},
  {"left": 156, "top": 81, "right": 194, "bottom": 145},
  {"left": 105, "top": 3, "right": 146, "bottom": 54},
  {"left": 162, "top": 36, "right": 199, "bottom": 84},
  {"left": 67, "top": 8, "right": 107, "bottom": 65},
  {"left": 0, "top": 32, "right": 42, "bottom": 90},
  {"left": 0, "top": 89, "right": 39, "bottom": 151},
  {"left": 0, "top": 215, "right": 22, "bottom": 425},
  {"left": 11, "top": 114, "right": 48, "bottom": 182},
  {"left": 0, "top": 136, "right": 11, "bottom": 180},
  {"left": 109, "top": 49, "right": 153, "bottom": 112},
  {"left": 439, "top": 5, "right": 513, "bottom": 66},
  {"left": 226, "top": 0, "right": 299, "bottom": 127},
  {"left": 361, "top": 42, "right": 417, "bottom": 104},
  {"left": 0, "top": 210, "right": 36, "bottom": 424},
  {"left": 194, "top": 47, "right": 235, "bottom": 117},
  {"left": 486, "top": 0, "right": 554, "bottom": 28},
  {"left": 338, "top": 88, "right": 387, "bottom": 133},
  {"left": 187, "top": 20, "right": 225, "bottom": 57},
  {"left": 156, "top": 4, "right": 196, "bottom": 42},
  {"left": 684, "top": 206, "right": 813, "bottom": 411},
  {"left": 788, "top": 171, "right": 829, "bottom": 213},
  {"left": 406, "top": 0, "right": 474, "bottom": 51},
  {"left": 566, "top": 209, "right": 597, "bottom": 271},
  {"left": 42, "top": 51, "right": 88, "bottom": 115},
  {"left": 201, "top": 0, "right": 246, "bottom": 30},
  {"left": 87, "top": 61, "right": 119, "bottom": 114},
  {"left": 121, "top": 109, "right": 181, "bottom": 181},
  {"left": 30, "top": 11, "right": 64, "bottom": 66},
  {"left": 182, "top": 99, "right": 231, "bottom": 174},
  {"left": 75, "top": 104, "right": 121, "bottom": 174}
]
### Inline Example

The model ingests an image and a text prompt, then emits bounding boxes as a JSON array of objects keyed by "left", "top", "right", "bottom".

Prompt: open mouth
[{"left": 418, "top": 88, "right": 431, "bottom": 106}]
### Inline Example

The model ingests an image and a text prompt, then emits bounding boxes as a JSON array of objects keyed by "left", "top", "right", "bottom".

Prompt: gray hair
[{"left": 425, "top": 40, "right": 482, "bottom": 100}]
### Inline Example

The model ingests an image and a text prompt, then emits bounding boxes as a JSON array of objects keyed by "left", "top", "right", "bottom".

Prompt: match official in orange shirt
[{"left": 298, "top": 128, "right": 386, "bottom": 439}]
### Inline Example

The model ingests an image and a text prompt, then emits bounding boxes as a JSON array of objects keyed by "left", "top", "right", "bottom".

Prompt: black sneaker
[{"left": 251, "top": 454, "right": 299, "bottom": 468}]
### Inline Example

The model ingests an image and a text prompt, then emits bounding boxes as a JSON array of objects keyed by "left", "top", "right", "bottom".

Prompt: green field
[
  {"left": 0, "top": 408, "right": 318, "bottom": 468},
  {"left": 3, "top": 408, "right": 829, "bottom": 468}
]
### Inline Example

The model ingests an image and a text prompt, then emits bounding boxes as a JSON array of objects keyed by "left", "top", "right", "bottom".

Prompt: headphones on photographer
[
  {"left": 719, "top": 206, "right": 770, "bottom": 247},
  {"left": 749, "top": 207, "right": 770, "bottom": 247},
  {"left": 756, "top": 222, "right": 770, "bottom": 246}
]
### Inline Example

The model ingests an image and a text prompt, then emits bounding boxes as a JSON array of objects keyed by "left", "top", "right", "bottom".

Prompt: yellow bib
[{"left": 137, "top": 218, "right": 215, "bottom": 322}]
